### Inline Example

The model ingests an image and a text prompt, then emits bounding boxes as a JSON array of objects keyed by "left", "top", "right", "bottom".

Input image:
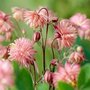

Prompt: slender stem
[
  {"left": 33, "top": 65, "right": 36, "bottom": 87},
  {"left": 40, "top": 29, "right": 46, "bottom": 73},
  {"left": 51, "top": 38, "right": 57, "bottom": 59}
]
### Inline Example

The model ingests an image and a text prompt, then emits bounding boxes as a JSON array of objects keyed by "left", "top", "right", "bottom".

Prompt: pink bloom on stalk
[
  {"left": 0, "top": 11, "right": 13, "bottom": 40},
  {"left": 53, "top": 62, "right": 80, "bottom": 87},
  {"left": 70, "top": 13, "right": 90, "bottom": 39},
  {"left": 0, "top": 11, "right": 13, "bottom": 32},
  {"left": 54, "top": 19, "right": 77, "bottom": 50},
  {"left": 69, "top": 52, "right": 85, "bottom": 64},
  {"left": 9, "top": 37, "right": 36, "bottom": 67},
  {"left": 0, "top": 45, "right": 7, "bottom": 58},
  {"left": 12, "top": 7, "right": 25, "bottom": 21},
  {"left": 0, "top": 60, "right": 14, "bottom": 90},
  {"left": 24, "top": 10, "right": 46, "bottom": 29}
]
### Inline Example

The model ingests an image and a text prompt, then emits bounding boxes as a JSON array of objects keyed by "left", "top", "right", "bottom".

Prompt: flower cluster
[{"left": 0, "top": 6, "right": 89, "bottom": 90}]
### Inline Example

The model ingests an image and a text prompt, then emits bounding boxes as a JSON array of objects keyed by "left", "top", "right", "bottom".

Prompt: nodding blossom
[
  {"left": 54, "top": 19, "right": 77, "bottom": 50},
  {"left": 53, "top": 62, "right": 80, "bottom": 87},
  {"left": 9, "top": 37, "right": 36, "bottom": 67},
  {"left": 0, "top": 11, "right": 14, "bottom": 40},
  {"left": 70, "top": 13, "right": 90, "bottom": 40},
  {"left": 24, "top": 10, "right": 46, "bottom": 29}
]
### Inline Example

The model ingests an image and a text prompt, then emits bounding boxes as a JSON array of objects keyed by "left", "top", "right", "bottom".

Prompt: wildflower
[
  {"left": 0, "top": 11, "right": 14, "bottom": 40},
  {"left": 54, "top": 19, "right": 77, "bottom": 50},
  {"left": 53, "top": 62, "right": 80, "bottom": 87},
  {"left": 0, "top": 60, "right": 14, "bottom": 90},
  {"left": 0, "top": 45, "right": 7, "bottom": 58},
  {"left": 68, "top": 46, "right": 85, "bottom": 63},
  {"left": 9, "top": 37, "right": 36, "bottom": 67},
  {"left": 24, "top": 10, "right": 46, "bottom": 29},
  {"left": 70, "top": 13, "right": 90, "bottom": 39}
]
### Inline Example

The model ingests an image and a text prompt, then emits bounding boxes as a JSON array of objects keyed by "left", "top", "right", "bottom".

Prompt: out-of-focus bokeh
[{"left": 0, "top": 0, "right": 90, "bottom": 18}]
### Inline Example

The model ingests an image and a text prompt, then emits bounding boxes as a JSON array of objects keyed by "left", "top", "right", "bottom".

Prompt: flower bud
[
  {"left": 50, "top": 59, "right": 57, "bottom": 66},
  {"left": 33, "top": 32, "right": 40, "bottom": 42},
  {"left": 44, "top": 70, "right": 53, "bottom": 84}
]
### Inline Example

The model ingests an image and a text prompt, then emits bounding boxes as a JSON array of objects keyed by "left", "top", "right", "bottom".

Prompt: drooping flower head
[
  {"left": 24, "top": 10, "right": 46, "bottom": 29},
  {"left": 70, "top": 13, "right": 90, "bottom": 39},
  {"left": 9, "top": 37, "right": 36, "bottom": 67},
  {"left": 54, "top": 19, "right": 77, "bottom": 50},
  {"left": 0, "top": 11, "right": 14, "bottom": 40},
  {"left": 0, "top": 60, "right": 14, "bottom": 90},
  {"left": 53, "top": 62, "right": 80, "bottom": 87},
  {"left": 68, "top": 46, "right": 85, "bottom": 64}
]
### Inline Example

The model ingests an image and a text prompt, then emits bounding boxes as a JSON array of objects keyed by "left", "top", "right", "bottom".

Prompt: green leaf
[
  {"left": 78, "top": 64, "right": 90, "bottom": 90},
  {"left": 13, "top": 62, "right": 34, "bottom": 90},
  {"left": 56, "top": 81, "right": 74, "bottom": 90},
  {"left": 37, "top": 83, "right": 49, "bottom": 90}
]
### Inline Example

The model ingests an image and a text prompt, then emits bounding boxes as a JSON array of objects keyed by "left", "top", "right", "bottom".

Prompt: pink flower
[
  {"left": 54, "top": 19, "right": 77, "bottom": 50},
  {"left": 24, "top": 10, "right": 46, "bottom": 29},
  {"left": 53, "top": 62, "right": 80, "bottom": 87},
  {"left": 0, "top": 45, "right": 7, "bottom": 58},
  {"left": 68, "top": 51, "right": 85, "bottom": 64},
  {"left": 9, "top": 37, "right": 36, "bottom": 67},
  {"left": 70, "top": 13, "right": 90, "bottom": 39},
  {"left": 0, "top": 60, "right": 14, "bottom": 90},
  {"left": 12, "top": 7, "right": 25, "bottom": 21},
  {"left": 0, "top": 11, "right": 14, "bottom": 40}
]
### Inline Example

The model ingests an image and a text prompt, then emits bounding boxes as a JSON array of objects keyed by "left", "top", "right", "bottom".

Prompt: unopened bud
[
  {"left": 33, "top": 32, "right": 40, "bottom": 42},
  {"left": 44, "top": 70, "right": 53, "bottom": 84},
  {"left": 50, "top": 59, "right": 57, "bottom": 66}
]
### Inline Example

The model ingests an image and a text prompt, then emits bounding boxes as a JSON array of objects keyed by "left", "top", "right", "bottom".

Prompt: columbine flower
[
  {"left": 70, "top": 13, "right": 90, "bottom": 39},
  {"left": 54, "top": 19, "right": 77, "bottom": 50},
  {"left": 53, "top": 62, "right": 80, "bottom": 87},
  {"left": 12, "top": 7, "right": 25, "bottom": 21},
  {"left": 0, "top": 45, "right": 7, "bottom": 58},
  {"left": 24, "top": 10, "right": 46, "bottom": 29},
  {"left": 0, "top": 60, "right": 14, "bottom": 90},
  {"left": 9, "top": 37, "right": 36, "bottom": 67},
  {"left": 68, "top": 46, "right": 85, "bottom": 63},
  {"left": 0, "top": 11, "right": 13, "bottom": 40}
]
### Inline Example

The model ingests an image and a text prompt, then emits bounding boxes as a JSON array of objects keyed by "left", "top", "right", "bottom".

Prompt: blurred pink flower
[
  {"left": 0, "top": 60, "right": 14, "bottom": 90},
  {"left": 24, "top": 10, "right": 46, "bottom": 29},
  {"left": 9, "top": 37, "right": 36, "bottom": 67},
  {"left": 0, "top": 45, "right": 7, "bottom": 58},
  {"left": 12, "top": 7, "right": 25, "bottom": 21},
  {"left": 68, "top": 51, "right": 85, "bottom": 64},
  {"left": 54, "top": 19, "right": 77, "bottom": 50},
  {"left": 0, "top": 11, "right": 14, "bottom": 40},
  {"left": 53, "top": 62, "right": 80, "bottom": 87},
  {"left": 70, "top": 13, "right": 90, "bottom": 39}
]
